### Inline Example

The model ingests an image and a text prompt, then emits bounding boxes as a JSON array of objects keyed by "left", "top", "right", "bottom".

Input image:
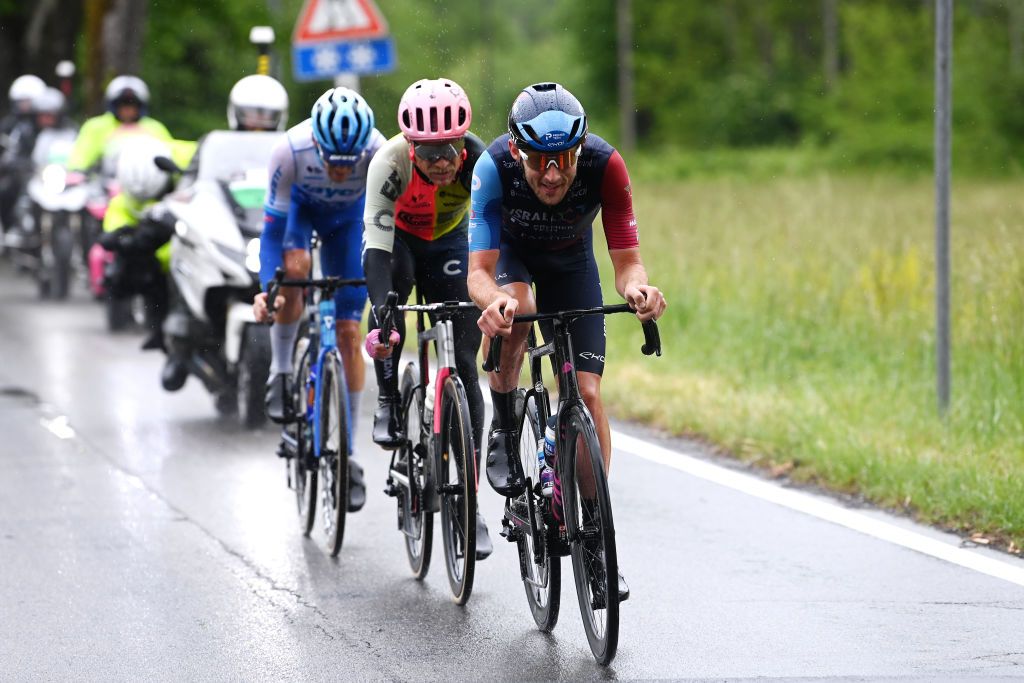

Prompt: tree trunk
[
  {"left": 101, "top": 0, "right": 147, "bottom": 78},
  {"left": 823, "top": 0, "right": 839, "bottom": 90}
]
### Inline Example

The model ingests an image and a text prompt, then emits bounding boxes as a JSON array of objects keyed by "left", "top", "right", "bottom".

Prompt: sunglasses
[
  {"left": 413, "top": 137, "right": 465, "bottom": 164},
  {"left": 517, "top": 144, "right": 582, "bottom": 172},
  {"left": 315, "top": 141, "right": 361, "bottom": 168}
]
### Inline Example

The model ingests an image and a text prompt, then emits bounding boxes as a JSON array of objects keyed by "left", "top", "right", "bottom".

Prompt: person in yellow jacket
[
  {"left": 67, "top": 75, "right": 171, "bottom": 177},
  {"left": 99, "top": 136, "right": 196, "bottom": 349}
]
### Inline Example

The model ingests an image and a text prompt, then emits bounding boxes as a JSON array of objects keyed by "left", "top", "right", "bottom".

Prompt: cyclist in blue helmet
[
  {"left": 252, "top": 86, "right": 385, "bottom": 513},
  {"left": 468, "top": 82, "right": 667, "bottom": 602}
]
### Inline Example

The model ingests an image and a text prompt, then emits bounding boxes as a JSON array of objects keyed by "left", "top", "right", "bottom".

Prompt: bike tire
[
  {"left": 562, "top": 405, "right": 619, "bottom": 665},
  {"left": 292, "top": 337, "right": 317, "bottom": 536},
  {"left": 517, "top": 390, "right": 561, "bottom": 631},
  {"left": 319, "top": 352, "right": 349, "bottom": 557},
  {"left": 399, "top": 362, "right": 433, "bottom": 578},
  {"left": 50, "top": 215, "right": 73, "bottom": 300},
  {"left": 237, "top": 324, "right": 271, "bottom": 429},
  {"left": 437, "top": 375, "right": 476, "bottom": 605}
]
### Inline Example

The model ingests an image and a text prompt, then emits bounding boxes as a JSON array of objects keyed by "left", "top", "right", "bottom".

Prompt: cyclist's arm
[
  {"left": 362, "top": 140, "right": 406, "bottom": 310},
  {"left": 468, "top": 153, "right": 517, "bottom": 332},
  {"left": 258, "top": 136, "right": 296, "bottom": 289}
]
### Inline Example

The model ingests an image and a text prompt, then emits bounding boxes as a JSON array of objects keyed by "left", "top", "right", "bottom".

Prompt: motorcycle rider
[
  {"left": 1, "top": 75, "right": 47, "bottom": 235},
  {"left": 161, "top": 73, "right": 290, "bottom": 388},
  {"left": 99, "top": 136, "right": 196, "bottom": 350},
  {"left": 66, "top": 75, "right": 172, "bottom": 179},
  {"left": 361, "top": 78, "right": 493, "bottom": 558},
  {"left": 252, "top": 87, "right": 385, "bottom": 513}
]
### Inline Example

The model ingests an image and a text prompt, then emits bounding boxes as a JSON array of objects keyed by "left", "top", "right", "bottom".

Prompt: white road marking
[{"left": 375, "top": 355, "right": 1024, "bottom": 587}]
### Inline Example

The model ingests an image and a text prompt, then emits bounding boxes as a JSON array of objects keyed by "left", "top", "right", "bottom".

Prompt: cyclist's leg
[
  {"left": 533, "top": 236, "right": 609, "bottom": 468},
  {"left": 317, "top": 210, "right": 368, "bottom": 418},
  {"left": 414, "top": 229, "right": 493, "bottom": 556},
  {"left": 263, "top": 202, "right": 312, "bottom": 421},
  {"left": 365, "top": 234, "right": 415, "bottom": 446},
  {"left": 483, "top": 242, "right": 536, "bottom": 496}
]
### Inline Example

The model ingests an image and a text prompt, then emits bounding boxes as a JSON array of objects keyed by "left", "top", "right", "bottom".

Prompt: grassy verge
[{"left": 597, "top": 169, "right": 1024, "bottom": 551}]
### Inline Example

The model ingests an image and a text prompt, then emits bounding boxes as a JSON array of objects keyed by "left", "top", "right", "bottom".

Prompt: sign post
[{"left": 291, "top": 0, "right": 396, "bottom": 82}]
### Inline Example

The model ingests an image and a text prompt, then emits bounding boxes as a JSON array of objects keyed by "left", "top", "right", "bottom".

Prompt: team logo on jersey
[
  {"left": 443, "top": 259, "right": 462, "bottom": 276},
  {"left": 471, "top": 174, "right": 481, "bottom": 191}
]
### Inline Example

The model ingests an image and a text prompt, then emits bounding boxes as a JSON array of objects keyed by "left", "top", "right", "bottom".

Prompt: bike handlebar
[
  {"left": 481, "top": 303, "right": 662, "bottom": 373},
  {"left": 266, "top": 267, "right": 367, "bottom": 317}
]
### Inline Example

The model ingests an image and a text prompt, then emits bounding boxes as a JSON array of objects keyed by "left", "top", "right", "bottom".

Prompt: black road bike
[
  {"left": 380, "top": 292, "right": 479, "bottom": 604},
  {"left": 484, "top": 304, "right": 661, "bottom": 665}
]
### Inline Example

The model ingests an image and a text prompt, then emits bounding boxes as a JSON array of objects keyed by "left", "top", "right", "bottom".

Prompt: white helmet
[
  {"left": 116, "top": 137, "right": 172, "bottom": 201},
  {"left": 105, "top": 75, "right": 150, "bottom": 112},
  {"left": 32, "top": 87, "right": 65, "bottom": 115},
  {"left": 9, "top": 75, "right": 46, "bottom": 107},
  {"left": 227, "top": 75, "right": 289, "bottom": 131}
]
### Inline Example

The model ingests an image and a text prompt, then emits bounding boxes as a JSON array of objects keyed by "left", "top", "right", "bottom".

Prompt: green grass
[{"left": 597, "top": 169, "right": 1024, "bottom": 551}]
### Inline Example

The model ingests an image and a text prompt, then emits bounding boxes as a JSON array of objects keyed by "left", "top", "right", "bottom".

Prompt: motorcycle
[
  {"left": 157, "top": 130, "right": 280, "bottom": 427},
  {"left": 14, "top": 127, "right": 88, "bottom": 299}
]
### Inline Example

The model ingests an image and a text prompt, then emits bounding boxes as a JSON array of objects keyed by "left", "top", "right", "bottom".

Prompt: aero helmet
[
  {"left": 310, "top": 87, "right": 374, "bottom": 162},
  {"left": 507, "top": 82, "right": 588, "bottom": 152},
  {"left": 104, "top": 75, "right": 150, "bottom": 114},
  {"left": 227, "top": 75, "right": 289, "bottom": 132},
  {"left": 9, "top": 74, "right": 46, "bottom": 105},
  {"left": 116, "top": 137, "right": 172, "bottom": 201},
  {"left": 397, "top": 78, "right": 471, "bottom": 141}
]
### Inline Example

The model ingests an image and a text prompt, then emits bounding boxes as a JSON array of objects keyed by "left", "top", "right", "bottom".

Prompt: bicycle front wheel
[
  {"left": 562, "top": 405, "right": 619, "bottom": 665},
  {"left": 399, "top": 362, "right": 433, "bottom": 578},
  {"left": 292, "top": 337, "right": 317, "bottom": 536},
  {"left": 319, "top": 352, "right": 349, "bottom": 557},
  {"left": 437, "top": 375, "right": 476, "bottom": 604},
  {"left": 517, "top": 390, "right": 560, "bottom": 631}
]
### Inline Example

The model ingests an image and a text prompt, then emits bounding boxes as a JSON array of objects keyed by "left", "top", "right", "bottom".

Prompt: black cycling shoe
[
  {"left": 265, "top": 373, "right": 294, "bottom": 424},
  {"left": 161, "top": 358, "right": 188, "bottom": 392},
  {"left": 347, "top": 459, "right": 366, "bottom": 512},
  {"left": 372, "top": 396, "right": 402, "bottom": 449},
  {"left": 475, "top": 511, "right": 493, "bottom": 560},
  {"left": 485, "top": 428, "right": 526, "bottom": 497},
  {"left": 588, "top": 549, "right": 630, "bottom": 609}
]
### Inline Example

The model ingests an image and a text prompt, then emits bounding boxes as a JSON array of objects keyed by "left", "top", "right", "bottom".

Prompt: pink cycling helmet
[{"left": 397, "top": 78, "right": 472, "bottom": 141}]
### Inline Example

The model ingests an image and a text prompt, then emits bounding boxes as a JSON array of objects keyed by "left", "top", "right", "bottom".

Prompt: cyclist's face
[
  {"left": 510, "top": 141, "right": 577, "bottom": 206},
  {"left": 410, "top": 139, "right": 463, "bottom": 186},
  {"left": 325, "top": 164, "right": 355, "bottom": 182}
]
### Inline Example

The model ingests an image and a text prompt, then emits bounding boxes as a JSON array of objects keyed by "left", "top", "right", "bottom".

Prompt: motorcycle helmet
[
  {"left": 310, "top": 86, "right": 374, "bottom": 163},
  {"left": 397, "top": 78, "right": 471, "bottom": 141},
  {"left": 116, "top": 137, "right": 172, "bottom": 201},
  {"left": 32, "top": 87, "right": 65, "bottom": 115},
  {"left": 507, "top": 82, "right": 588, "bottom": 152},
  {"left": 227, "top": 75, "right": 289, "bottom": 132},
  {"left": 105, "top": 75, "right": 150, "bottom": 118},
  {"left": 9, "top": 74, "right": 46, "bottom": 114}
]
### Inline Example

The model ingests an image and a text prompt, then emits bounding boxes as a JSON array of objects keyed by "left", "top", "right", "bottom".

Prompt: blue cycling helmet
[
  {"left": 310, "top": 87, "right": 375, "bottom": 161},
  {"left": 507, "top": 82, "right": 588, "bottom": 152}
]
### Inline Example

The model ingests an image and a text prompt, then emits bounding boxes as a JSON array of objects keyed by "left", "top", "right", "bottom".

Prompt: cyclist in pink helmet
[{"left": 362, "top": 77, "right": 493, "bottom": 559}]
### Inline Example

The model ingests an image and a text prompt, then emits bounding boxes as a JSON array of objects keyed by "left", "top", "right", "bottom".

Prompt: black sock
[{"left": 490, "top": 389, "right": 516, "bottom": 430}]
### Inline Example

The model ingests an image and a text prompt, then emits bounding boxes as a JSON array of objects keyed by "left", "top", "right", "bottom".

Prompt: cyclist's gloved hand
[{"left": 364, "top": 328, "right": 400, "bottom": 360}]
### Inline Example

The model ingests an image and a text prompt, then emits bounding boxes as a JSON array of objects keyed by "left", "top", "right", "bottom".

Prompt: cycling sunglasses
[
  {"left": 413, "top": 137, "right": 465, "bottom": 164},
  {"left": 518, "top": 144, "right": 582, "bottom": 172},
  {"left": 315, "top": 141, "right": 361, "bottom": 168}
]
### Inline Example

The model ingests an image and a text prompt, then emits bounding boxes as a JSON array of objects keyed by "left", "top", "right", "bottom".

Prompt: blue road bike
[{"left": 269, "top": 268, "right": 365, "bottom": 557}]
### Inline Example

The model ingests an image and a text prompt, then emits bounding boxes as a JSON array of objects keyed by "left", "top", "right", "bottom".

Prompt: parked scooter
[{"left": 156, "top": 130, "right": 279, "bottom": 427}]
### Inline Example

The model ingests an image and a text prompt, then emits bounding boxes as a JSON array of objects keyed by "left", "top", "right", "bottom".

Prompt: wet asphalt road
[{"left": 1, "top": 261, "right": 1022, "bottom": 681}]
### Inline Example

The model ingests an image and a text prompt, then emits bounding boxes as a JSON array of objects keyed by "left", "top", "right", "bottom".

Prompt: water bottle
[
  {"left": 424, "top": 384, "right": 435, "bottom": 416},
  {"left": 539, "top": 415, "right": 556, "bottom": 497}
]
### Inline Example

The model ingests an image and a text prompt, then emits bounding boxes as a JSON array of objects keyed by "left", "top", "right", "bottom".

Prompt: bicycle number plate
[{"left": 318, "top": 299, "right": 336, "bottom": 349}]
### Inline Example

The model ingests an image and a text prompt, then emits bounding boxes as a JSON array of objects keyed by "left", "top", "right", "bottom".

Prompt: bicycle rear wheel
[
  {"left": 319, "top": 352, "right": 349, "bottom": 557},
  {"left": 437, "top": 375, "right": 476, "bottom": 604},
  {"left": 399, "top": 362, "right": 433, "bottom": 578},
  {"left": 292, "top": 337, "right": 317, "bottom": 536},
  {"left": 562, "top": 405, "right": 619, "bottom": 665},
  {"left": 516, "top": 390, "right": 560, "bottom": 631}
]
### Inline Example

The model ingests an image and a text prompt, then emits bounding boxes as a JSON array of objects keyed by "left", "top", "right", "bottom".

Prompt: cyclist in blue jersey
[
  {"left": 252, "top": 87, "right": 385, "bottom": 512},
  {"left": 467, "top": 83, "right": 667, "bottom": 600}
]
